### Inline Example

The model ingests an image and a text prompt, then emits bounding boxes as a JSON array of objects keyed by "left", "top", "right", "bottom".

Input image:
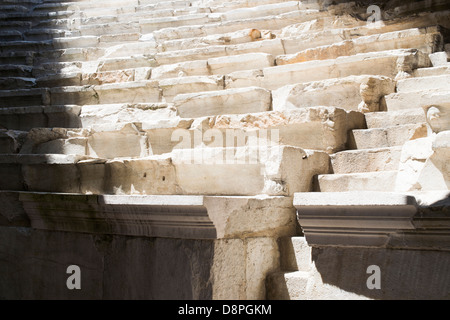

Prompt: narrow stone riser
[
  {"left": 365, "top": 109, "right": 427, "bottom": 129},
  {"left": 386, "top": 91, "right": 450, "bottom": 111},
  {"left": 317, "top": 171, "right": 398, "bottom": 192},
  {"left": 330, "top": 147, "right": 403, "bottom": 174},
  {"left": 348, "top": 124, "right": 428, "bottom": 149}
]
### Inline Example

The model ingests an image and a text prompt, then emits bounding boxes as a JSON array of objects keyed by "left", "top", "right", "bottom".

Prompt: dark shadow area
[
  {"left": 0, "top": 0, "right": 82, "bottom": 131},
  {"left": 310, "top": 193, "right": 450, "bottom": 300},
  {"left": 311, "top": 245, "right": 450, "bottom": 300}
]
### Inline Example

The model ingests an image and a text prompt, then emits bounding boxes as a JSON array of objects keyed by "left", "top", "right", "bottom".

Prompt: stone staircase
[{"left": 0, "top": 0, "right": 449, "bottom": 299}]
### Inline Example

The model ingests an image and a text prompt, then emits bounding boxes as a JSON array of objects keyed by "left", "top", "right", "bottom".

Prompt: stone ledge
[
  {"left": 4, "top": 192, "right": 296, "bottom": 240},
  {"left": 295, "top": 191, "right": 450, "bottom": 250}
]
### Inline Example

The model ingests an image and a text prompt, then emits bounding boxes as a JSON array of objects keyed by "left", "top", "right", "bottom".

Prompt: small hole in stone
[
  {"left": 162, "top": 176, "right": 166, "bottom": 181},
  {"left": 143, "top": 173, "right": 147, "bottom": 178}
]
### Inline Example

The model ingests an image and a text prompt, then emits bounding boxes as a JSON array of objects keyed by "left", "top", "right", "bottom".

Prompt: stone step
[
  {"left": 0, "top": 11, "right": 76, "bottom": 24},
  {"left": 0, "top": 64, "right": 33, "bottom": 77},
  {"left": 0, "top": 30, "right": 23, "bottom": 41},
  {"left": 23, "top": 28, "right": 67, "bottom": 41},
  {"left": 0, "top": 145, "right": 330, "bottom": 196},
  {"left": 0, "top": 52, "right": 34, "bottom": 65},
  {"left": 159, "top": 28, "right": 264, "bottom": 53},
  {"left": 139, "top": 13, "right": 211, "bottom": 34},
  {"left": 153, "top": 40, "right": 282, "bottom": 66},
  {"left": 429, "top": 51, "right": 450, "bottom": 67},
  {"left": 77, "top": 23, "right": 442, "bottom": 64},
  {"left": 159, "top": 75, "right": 225, "bottom": 102},
  {"left": 21, "top": 107, "right": 365, "bottom": 157},
  {"left": 396, "top": 74, "right": 450, "bottom": 93},
  {"left": 386, "top": 90, "right": 450, "bottom": 111},
  {"left": 317, "top": 171, "right": 399, "bottom": 192},
  {"left": 173, "top": 87, "right": 271, "bottom": 118},
  {"left": 266, "top": 271, "right": 310, "bottom": 300},
  {"left": 0, "top": 88, "right": 48, "bottom": 107},
  {"left": 49, "top": 80, "right": 161, "bottom": 106},
  {"left": 0, "top": 105, "right": 81, "bottom": 131},
  {"left": 0, "top": 80, "right": 164, "bottom": 107},
  {"left": 272, "top": 75, "right": 395, "bottom": 113},
  {"left": 246, "top": 49, "right": 431, "bottom": 91},
  {"left": 414, "top": 65, "right": 450, "bottom": 77},
  {"left": 152, "top": 9, "right": 327, "bottom": 42},
  {"left": 330, "top": 146, "right": 403, "bottom": 174},
  {"left": 0, "top": 20, "right": 32, "bottom": 32},
  {"left": 349, "top": 123, "right": 428, "bottom": 149},
  {"left": 96, "top": 55, "right": 157, "bottom": 72},
  {"left": 216, "top": 1, "right": 301, "bottom": 22},
  {"left": 0, "top": 77, "right": 36, "bottom": 90},
  {"left": 0, "top": 40, "right": 52, "bottom": 53},
  {"left": 207, "top": 0, "right": 304, "bottom": 13},
  {"left": 277, "top": 26, "right": 443, "bottom": 66},
  {"left": 35, "top": 66, "right": 152, "bottom": 87},
  {"left": 0, "top": 4, "right": 30, "bottom": 14},
  {"left": 365, "top": 109, "right": 427, "bottom": 129}
]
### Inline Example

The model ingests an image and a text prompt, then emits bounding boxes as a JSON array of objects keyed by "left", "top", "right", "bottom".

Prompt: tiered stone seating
[{"left": 0, "top": 0, "right": 449, "bottom": 300}]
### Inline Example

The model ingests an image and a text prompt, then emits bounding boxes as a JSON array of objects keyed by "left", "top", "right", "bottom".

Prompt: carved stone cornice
[
  {"left": 295, "top": 191, "right": 450, "bottom": 250},
  {"left": 4, "top": 192, "right": 296, "bottom": 240}
]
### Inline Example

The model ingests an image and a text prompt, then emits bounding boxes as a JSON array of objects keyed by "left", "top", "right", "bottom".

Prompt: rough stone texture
[
  {"left": 272, "top": 75, "right": 395, "bottom": 113},
  {"left": 1, "top": 0, "right": 450, "bottom": 301}
]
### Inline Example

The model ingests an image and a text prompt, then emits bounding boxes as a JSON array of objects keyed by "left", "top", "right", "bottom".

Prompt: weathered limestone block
[
  {"left": 278, "top": 27, "right": 443, "bottom": 65},
  {"left": 350, "top": 123, "right": 428, "bottom": 149},
  {"left": 424, "top": 103, "right": 450, "bottom": 134},
  {"left": 52, "top": 35, "right": 99, "bottom": 49},
  {"left": 0, "top": 88, "right": 50, "bottom": 108},
  {"left": 224, "top": 69, "right": 265, "bottom": 89},
  {"left": 218, "top": 1, "right": 300, "bottom": 21},
  {"left": 365, "top": 109, "right": 427, "bottom": 129},
  {"left": 272, "top": 75, "right": 395, "bottom": 113},
  {"left": 155, "top": 45, "right": 227, "bottom": 65},
  {"left": 318, "top": 171, "right": 399, "bottom": 192},
  {"left": 152, "top": 9, "right": 326, "bottom": 42},
  {"left": 151, "top": 60, "right": 210, "bottom": 79},
  {"left": 263, "top": 49, "right": 431, "bottom": 90},
  {"left": 207, "top": 107, "right": 366, "bottom": 153},
  {"left": 416, "top": 131, "right": 450, "bottom": 191},
  {"left": 69, "top": 146, "right": 330, "bottom": 196},
  {"left": 395, "top": 136, "right": 435, "bottom": 192},
  {"left": 96, "top": 55, "right": 157, "bottom": 72},
  {"left": 79, "top": 103, "right": 178, "bottom": 128},
  {"left": 81, "top": 69, "right": 136, "bottom": 86},
  {"left": 139, "top": 14, "right": 210, "bottom": 33},
  {"left": 225, "top": 38, "right": 285, "bottom": 57},
  {"left": 159, "top": 75, "right": 225, "bottom": 102},
  {"left": 51, "top": 81, "right": 162, "bottom": 106},
  {"left": 35, "top": 137, "right": 88, "bottom": 156},
  {"left": 0, "top": 154, "right": 90, "bottom": 193},
  {"left": 387, "top": 91, "right": 450, "bottom": 111},
  {"left": 102, "top": 42, "right": 158, "bottom": 59},
  {"left": 37, "top": 72, "right": 82, "bottom": 87},
  {"left": 173, "top": 87, "right": 271, "bottom": 118},
  {"left": 160, "top": 28, "right": 262, "bottom": 52},
  {"left": 330, "top": 146, "right": 403, "bottom": 174},
  {"left": 87, "top": 124, "right": 148, "bottom": 159},
  {"left": 207, "top": 53, "right": 275, "bottom": 75},
  {"left": 170, "top": 145, "right": 330, "bottom": 196},
  {"left": 396, "top": 75, "right": 450, "bottom": 93}
]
